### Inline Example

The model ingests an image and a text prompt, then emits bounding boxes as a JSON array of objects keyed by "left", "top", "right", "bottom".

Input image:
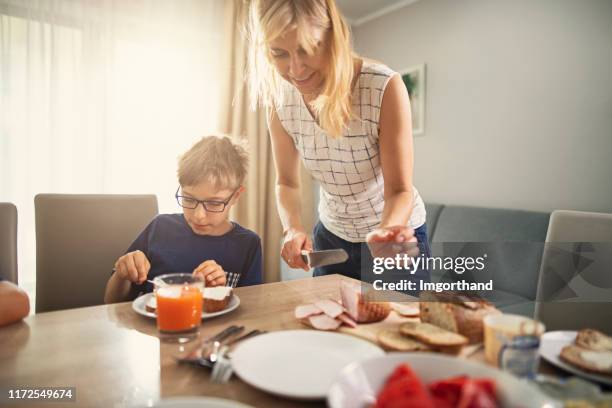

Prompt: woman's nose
[{"left": 289, "top": 54, "right": 306, "bottom": 78}]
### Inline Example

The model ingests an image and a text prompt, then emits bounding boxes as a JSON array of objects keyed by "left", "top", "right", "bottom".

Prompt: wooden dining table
[{"left": 0, "top": 274, "right": 566, "bottom": 408}]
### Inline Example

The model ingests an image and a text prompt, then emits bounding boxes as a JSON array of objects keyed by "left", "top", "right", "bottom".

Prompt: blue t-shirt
[{"left": 126, "top": 214, "right": 262, "bottom": 298}]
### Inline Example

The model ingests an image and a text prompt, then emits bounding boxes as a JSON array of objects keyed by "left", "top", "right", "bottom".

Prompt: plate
[
  {"left": 327, "top": 353, "right": 560, "bottom": 408},
  {"left": 136, "top": 397, "right": 253, "bottom": 408},
  {"left": 540, "top": 331, "right": 612, "bottom": 385},
  {"left": 231, "top": 330, "right": 384, "bottom": 400},
  {"left": 131, "top": 292, "right": 240, "bottom": 320}
]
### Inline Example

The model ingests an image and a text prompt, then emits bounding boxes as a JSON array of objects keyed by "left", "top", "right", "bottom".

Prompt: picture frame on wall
[{"left": 399, "top": 64, "right": 425, "bottom": 135}]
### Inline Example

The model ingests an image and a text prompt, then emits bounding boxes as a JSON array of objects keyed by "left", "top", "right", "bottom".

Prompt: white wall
[{"left": 352, "top": 0, "right": 612, "bottom": 213}]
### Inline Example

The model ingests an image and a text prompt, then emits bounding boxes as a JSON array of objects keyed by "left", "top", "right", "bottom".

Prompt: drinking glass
[{"left": 154, "top": 273, "right": 204, "bottom": 343}]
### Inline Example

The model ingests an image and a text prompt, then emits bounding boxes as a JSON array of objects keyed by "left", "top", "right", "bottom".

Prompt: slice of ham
[
  {"left": 314, "top": 299, "right": 344, "bottom": 319},
  {"left": 337, "top": 313, "right": 357, "bottom": 328},
  {"left": 307, "top": 313, "right": 342, "bottom": 331},
  {"left": 294, "top": 304, "right": 323, "bottom": 319},
  {"left": 341, "top": 281, "right": 360, "bottom": 321},
  {"left": 340, "top": 281, "right": 391, "bottom": 323}
]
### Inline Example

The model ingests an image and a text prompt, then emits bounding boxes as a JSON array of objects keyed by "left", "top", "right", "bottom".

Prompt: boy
[{"left": 104, "top": 135, "right": 262, "bottom": 303}]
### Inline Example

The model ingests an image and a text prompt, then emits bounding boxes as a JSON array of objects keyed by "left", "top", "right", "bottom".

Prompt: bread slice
[
  {"left": 378, "top": 329, "right": 431, "bottom": 352},
  {"left": 203, "top": 286, "right": 232, "bottom": 313},
  {"left": 575, "top": 329, "right": 612, "bottom": 352},
  {"left": 391, "top": 302, "right": 420, "bottom": 317},
  {"left": 145, "top": 296, "right": 157, "bottom": 313},
  {"left": 560, "top": 345, "right": 612, "bottom": 377},
  {"left": 399, "top": 321, "right": 468, "bottom": 347},
  {"left": 419, "top": 291, "right": 501, "bottom": 344}
]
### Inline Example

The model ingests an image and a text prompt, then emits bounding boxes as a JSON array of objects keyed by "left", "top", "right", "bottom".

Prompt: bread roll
[{"left": 419, "top": 291, "right": 501, "bottom": 344}]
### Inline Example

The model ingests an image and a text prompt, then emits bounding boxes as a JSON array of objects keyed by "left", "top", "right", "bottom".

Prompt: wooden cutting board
[
  {"left": 338, "top": 310, "right": 419, "bottom": 343},
  {"left": 338, "top": 310, "right": 482, "bottom": 358}
]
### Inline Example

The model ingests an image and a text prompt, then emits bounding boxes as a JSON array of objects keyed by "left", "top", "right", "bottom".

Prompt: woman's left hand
[{"left": 366, "top": 226, "right": 420, "bottom": 259}]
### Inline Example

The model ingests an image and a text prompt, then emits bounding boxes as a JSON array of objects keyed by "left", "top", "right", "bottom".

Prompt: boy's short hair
[{"left": 178, "top": 135, "right": 249, "bottom": 189}]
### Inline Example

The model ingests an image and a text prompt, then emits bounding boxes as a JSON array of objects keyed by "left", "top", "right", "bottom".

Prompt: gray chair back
[
  {"left": 0, "top": 202, "right": 18, "bottom": 283},
  {"left": 535, "top": 210, "right": 612, "bottom": 332},
  {"left": 431, "top": 205, "right": 550, "bottom": 300},
  {"left": 35, "top": 194, "right": 158, "bottom": 313}
]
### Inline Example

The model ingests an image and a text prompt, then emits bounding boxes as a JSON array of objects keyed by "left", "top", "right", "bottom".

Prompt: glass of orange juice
[{"left": 153, "top": 273, "right": 203, "bottom": 342}]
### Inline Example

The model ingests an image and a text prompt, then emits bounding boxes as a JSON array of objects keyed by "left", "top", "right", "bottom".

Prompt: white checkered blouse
[{"left": 276, "top": 60, "right": 426, "bottom": 242}]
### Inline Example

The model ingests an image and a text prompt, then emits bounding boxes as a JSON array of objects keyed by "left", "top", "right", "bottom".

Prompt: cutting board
[
  {"left": 338, "top": 310, "right": 419, "bottom": 343},
  {"left": 338, "top": 310, "right": 482, "bottom": 358}
]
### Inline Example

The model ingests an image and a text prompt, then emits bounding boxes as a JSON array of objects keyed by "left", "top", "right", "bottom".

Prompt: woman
[{"left": 247, "top": 0, "right": 430, "bottom": 282}]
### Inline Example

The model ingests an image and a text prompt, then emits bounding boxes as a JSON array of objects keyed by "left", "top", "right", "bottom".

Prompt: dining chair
[
  {"left": 35, "top": 194, "right": 158, "bottom": 313},
  {"left": 535, "top": 210, "right": 612, "bottom": 332},
  {"left": 0, "top": 202, "right": 18, "bottom": 283}
]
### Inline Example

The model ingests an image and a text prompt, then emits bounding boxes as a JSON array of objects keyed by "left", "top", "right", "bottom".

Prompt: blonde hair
[
  {"left": 247, "top": 0, "right": 354, "bottom": 137},
  {"left": 178, "top": 135, "right": 249, "bottom": 190}
]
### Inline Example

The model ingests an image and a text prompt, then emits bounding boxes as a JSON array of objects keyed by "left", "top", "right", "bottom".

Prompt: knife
[{"left": 301, "top": 249, "right": 349, "bottom": 268}]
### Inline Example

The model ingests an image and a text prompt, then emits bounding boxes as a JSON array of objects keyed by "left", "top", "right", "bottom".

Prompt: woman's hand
[
  {"left": 114, "top": 250, "right": 151, "bottom": 284},
  {"left": 366, "top": 226, "right": 420, "bottom": 259},
  {"left": 281, "top": 227, "right": 313, "bottom": 271},
  {"left": 193, "top": 260, "right": 227, "bottom": 287}
]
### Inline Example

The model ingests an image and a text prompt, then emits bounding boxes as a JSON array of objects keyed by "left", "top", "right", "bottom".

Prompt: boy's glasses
[{"left": 175, "top": 187, "right": 238, "bottom": 213}]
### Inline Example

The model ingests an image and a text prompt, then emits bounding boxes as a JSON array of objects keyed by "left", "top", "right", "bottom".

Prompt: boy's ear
[{"left": 233, "top": 185, "right": 246, "bottom": 201}]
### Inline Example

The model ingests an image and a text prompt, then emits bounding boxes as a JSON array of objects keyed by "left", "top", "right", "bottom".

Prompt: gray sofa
[
  {"left": 425, "top": 203, "right": 550, "bottom": 317},
  {"left": 281, "top": 203, "right": 550, "bottom": 317}
]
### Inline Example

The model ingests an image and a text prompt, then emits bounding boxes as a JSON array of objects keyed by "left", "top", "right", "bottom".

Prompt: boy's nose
[{"left": 193, "top": 203, "right": 207, "bottom": 219}]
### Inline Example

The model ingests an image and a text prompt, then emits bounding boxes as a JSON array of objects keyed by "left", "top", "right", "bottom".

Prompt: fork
[{"left": 211, "top": 345, "right": 232, "bottom": 383}]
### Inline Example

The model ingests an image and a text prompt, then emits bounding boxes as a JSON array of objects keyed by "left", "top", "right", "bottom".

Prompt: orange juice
[{"left": 156, "top": 285, "right": 202, "bottom": 332}]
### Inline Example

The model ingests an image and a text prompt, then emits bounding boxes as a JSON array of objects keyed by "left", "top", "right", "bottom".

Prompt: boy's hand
[
  {"left": 114, "top": 250, "right": 150, "bottom": 284},
  {"left": 281, "top": 227, "right": 313, "bottom": 271},
  {"left": 193, "top": 260, "right": 227, "bottom": 287}
]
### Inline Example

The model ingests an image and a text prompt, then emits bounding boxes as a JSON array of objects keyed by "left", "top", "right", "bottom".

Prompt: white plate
[
  {"left": 131, "top": 292, "right": 240, "bottom": 320},
  {"left": 136, "top": 397, "right": 253, "bottom": 408},
  {"left": 328, "top": 353, "right": 560, "bottom": 408},
  {"left": 231, "top": 330, "right": 384, "bottom": 400},
  {"left": 540, "top": 330, "right": 612, "bottom": 385}
]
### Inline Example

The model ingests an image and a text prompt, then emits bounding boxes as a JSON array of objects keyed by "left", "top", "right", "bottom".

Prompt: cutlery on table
[
  {"left": 210, "top": 330, "right": 267, "bottom": 382},
  {"left": 202, "top": 329, "right": 267, "bottom": 368},
  {"left": 177, "top": 325, "right": 244, "bottom": 363}
]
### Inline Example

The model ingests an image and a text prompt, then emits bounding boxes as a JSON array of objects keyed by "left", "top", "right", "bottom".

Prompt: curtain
[
  {"left": 0, "top": 0, "right": 226, "bottom": 304},
  {"left": 219, "top": 0, "right": 315, "bottom": 282}
]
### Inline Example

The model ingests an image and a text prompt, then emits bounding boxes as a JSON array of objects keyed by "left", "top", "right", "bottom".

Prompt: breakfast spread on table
[
  {"left": 560, "top": 329, "right": 612, "bottom": 377},
  {"left": 374, "top": 363, "right": 498, "bottom": 408},
  {"left": 295, "top": 284, "right": 501, "bottom": 356},
  {"left": 145, "top": 286, "right": 234, "bottom": 314}
]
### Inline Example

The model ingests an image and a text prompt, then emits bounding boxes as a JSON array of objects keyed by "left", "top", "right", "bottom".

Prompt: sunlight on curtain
[{"left": 0, "top": 0, "right": 225, "bottom": 307}]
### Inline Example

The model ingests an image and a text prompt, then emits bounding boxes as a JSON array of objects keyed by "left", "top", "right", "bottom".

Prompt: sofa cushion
[
  {"left": 432, "top": 206, "right": 549, "bottom": 243},
  {"left": 424, "top": 203, "right": 444, "bottom": 244}
]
